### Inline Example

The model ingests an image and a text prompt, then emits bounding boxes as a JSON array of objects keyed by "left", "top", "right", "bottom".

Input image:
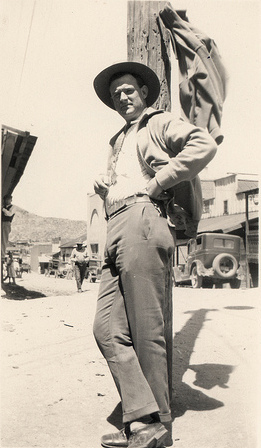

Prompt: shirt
[
  {"left": 70, "top": 248, "right": 89, "bottom": 264},
  {"left": 105, "top": 114, "right": 151, "bottom": 208}
]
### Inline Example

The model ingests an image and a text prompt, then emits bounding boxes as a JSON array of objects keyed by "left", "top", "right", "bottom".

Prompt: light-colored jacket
[{"left": 108, "top": 108, "right": 217, "bottom": 237}]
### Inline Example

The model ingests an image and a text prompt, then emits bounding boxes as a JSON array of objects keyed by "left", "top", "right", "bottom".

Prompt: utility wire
[{"left": 14, "top": 0, "right": 36, "bottom": 109}]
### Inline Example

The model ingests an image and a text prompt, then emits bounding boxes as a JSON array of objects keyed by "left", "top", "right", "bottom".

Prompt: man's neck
[{"left": 126, "top": 107, "right": 148, "bottom": 126}]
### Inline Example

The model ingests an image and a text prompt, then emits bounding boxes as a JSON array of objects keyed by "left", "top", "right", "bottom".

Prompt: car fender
[{"left": 191, "top": 260, "right": 214, "bottom": 277}]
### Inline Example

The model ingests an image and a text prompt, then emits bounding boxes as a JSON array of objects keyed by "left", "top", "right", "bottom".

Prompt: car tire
[
  {"left": 191, "top": 266, "right": 203, "bottom": 288},
  {"left": 213, "top": 253, "right": 238, "bottom": 278}
]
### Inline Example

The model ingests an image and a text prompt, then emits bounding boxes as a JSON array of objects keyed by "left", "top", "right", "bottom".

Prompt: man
[
  {"left": 1, "top": 194, "right": 15, "bottom": 278},
  {"left": 93, "top": 62, "right": 217, "bottom": 448},
  {"left": 70, "top": 242, "right": 89, "bottom": 292}
]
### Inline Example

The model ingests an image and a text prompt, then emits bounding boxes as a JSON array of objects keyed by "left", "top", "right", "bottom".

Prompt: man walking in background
[{"left": 70, "top": 242, "right": 89, "bottom": 293}]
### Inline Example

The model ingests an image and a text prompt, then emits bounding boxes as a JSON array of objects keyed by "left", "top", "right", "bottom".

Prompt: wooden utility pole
[
  {"left": 127, "top": 0, "right": 173, "bottom": 397},
  {"left": 127, "top": 1, "right": 171, "bottom": 111}
]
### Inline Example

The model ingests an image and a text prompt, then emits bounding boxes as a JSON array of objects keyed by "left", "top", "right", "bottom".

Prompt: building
[
  {"left": 30, "top": 238, "right": 63, "bottom": 273},
  {"left": 1, "top": 125, "right": 37, "bottom": 278},
  {"left": 86, "top": 194, "right": 106, "bottom": 260},
  {"left": 201, "top": 173, "right": 258, "bottom": 220},
  {"left": 2, "top": 125, "right": 37, "bottom": 198},
  {"left": 59, "top": 234, "right": 87, "bottom": 263},
  {"left": 30, "top": 243, "right": 54, "bottom": 272}
]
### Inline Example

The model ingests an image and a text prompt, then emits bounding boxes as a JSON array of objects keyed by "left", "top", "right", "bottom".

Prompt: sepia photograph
[{"left": 1, "top": 1, "right": 260, "bottom": 447}]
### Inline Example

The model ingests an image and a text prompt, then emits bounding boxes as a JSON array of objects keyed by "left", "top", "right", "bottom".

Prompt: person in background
[
  {"left": 65, "top": 259, "right": 73, "bottom": 280},
  {"left": 92, "top": 61, "right": 217, "bottom": 448},
  {"left": 1, "top": 194, "right": 15, "bottom": 280},
  {"left": 4, "top": 251, "right": 16, "bottom": 285},
  {"left": 13, "top": 259, "right": 20, "bottom": 277},
  {"left": 70, "top": 242, "right": 89, "bottom": 292},
  {"left": 18, "top": 257, "right": 23, "bottom": 277}
]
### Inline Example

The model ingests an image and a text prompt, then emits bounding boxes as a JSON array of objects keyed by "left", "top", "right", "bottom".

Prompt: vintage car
[
  {"left": 86, "top": 257, "right": 102, "bottom": 282},
  {"left": 21, "top": 262, "right": 31, "bottom": 273},
  {"left": 173, "top": 232, "right": 242, "bottom": 289},
  {"left": 45, "top": 259, "right": 65, "bottom": 278}
]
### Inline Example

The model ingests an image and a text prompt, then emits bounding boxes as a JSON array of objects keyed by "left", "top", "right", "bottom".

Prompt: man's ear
[{"left": 141, "top": 85, "right": 148, "bottom": 99}]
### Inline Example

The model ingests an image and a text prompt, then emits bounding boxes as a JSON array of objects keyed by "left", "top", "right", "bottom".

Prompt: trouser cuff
[
  {"left": 122, "top": 403, "right": 159, "bottom": 424},
  {"left": 159, "top": 412, "right": 172, "bottom": 423}
]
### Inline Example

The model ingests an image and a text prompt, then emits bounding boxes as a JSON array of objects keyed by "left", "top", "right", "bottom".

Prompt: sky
[{"left": 1, "top": 0, "right": 261, "bottom": 220}]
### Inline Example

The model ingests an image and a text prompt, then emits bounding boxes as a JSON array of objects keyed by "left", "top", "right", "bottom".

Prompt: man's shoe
[
  {"left": 101, "top": 428, "right": 128, "bottom": 448},
  {"left": 161, "top": 421, "right": 173, "bottom": 447},
  {"left": 128, "top": 422, "right": 168, "bottom": 448}
]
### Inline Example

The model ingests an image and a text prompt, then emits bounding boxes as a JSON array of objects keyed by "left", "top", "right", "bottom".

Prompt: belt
[{"left": 105, "top": 194, "right": 151, "bottom": 220}]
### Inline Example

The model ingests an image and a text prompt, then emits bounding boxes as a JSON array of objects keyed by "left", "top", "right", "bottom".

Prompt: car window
[
  {"left": 190, "top": 241, "right": 196, "bottom": 252},
  {"left": 214, "top": 238, "right": 224, "bottom": 248},
  {"left": 224, "top": 240, "right": 234, "bottom": 249},
  {"left": 196, "top": 237, "right": 202, "bottom": 250},
  {"left": 214, "top": 238, "right": 234, "bottom": 249}
]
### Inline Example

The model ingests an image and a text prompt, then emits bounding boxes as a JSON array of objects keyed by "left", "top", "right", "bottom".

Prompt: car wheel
[
  {"left": 213, "top": 253, "right": 238, "bottom": 278},
  {"left": 191, "top": 266, "right": 203, "bottom": 288}
]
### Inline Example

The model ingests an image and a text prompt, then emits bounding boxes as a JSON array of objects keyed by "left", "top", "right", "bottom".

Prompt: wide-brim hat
[{"left": 93, "top": 61, "right": 160, "bottom": 109}]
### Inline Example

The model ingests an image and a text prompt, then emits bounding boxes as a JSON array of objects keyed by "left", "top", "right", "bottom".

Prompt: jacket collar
[
  {"left": 138, "top": 107, "right": 164, "bottom": 123},
  {"left": 110, "top": 107, "right": 164, "bottom": 144},
  {"left": 126, "top": 107, "right": 164, "bottom": 128}
]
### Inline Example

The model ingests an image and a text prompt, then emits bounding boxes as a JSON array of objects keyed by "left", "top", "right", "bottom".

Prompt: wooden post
[
  {"left": 127, "top": 1, "right": 171, "bottom": 111},
  {"left": 127, "top": 1, "right": 173, "bottom": 399},
  {"left": 245, "top": 192, "right": 251, "bottom": 288}
]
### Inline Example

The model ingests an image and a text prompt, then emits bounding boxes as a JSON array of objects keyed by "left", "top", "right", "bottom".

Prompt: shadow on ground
[
  {"left": 107, "top": 308, "right": 226, "bottom": 429},
  {"left": 171, "top": 308, "right": 225, "bottom": 418},
  {"left": 1, "top": 282, "right": 46, "bottom": 300}
]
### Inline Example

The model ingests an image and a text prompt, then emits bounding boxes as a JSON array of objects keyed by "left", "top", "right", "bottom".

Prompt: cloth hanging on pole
[{"left": 159, "top": 2, "right": 229, "bottom": 145}]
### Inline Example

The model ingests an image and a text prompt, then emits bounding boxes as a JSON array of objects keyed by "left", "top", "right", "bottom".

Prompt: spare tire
[{"left": 213, "top": 253, "right": 238, "bottom": 278}]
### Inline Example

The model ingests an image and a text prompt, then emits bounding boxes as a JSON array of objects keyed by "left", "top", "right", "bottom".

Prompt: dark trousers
[
  {"left": 93, "top": 202, "right": 175, "bottom": 424},
  {"left": 74, "top": 263, "right": 87, "bottom": 290}
]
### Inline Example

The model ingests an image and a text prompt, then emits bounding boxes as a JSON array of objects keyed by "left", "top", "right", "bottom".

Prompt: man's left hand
[{"left": 146, "top": 177, "right": 164, "bottom": 199}]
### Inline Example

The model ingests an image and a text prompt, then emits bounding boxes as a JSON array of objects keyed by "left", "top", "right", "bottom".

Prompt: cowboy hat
[{"left": 93, "top": 61, "right": 160, "bottom": 109}]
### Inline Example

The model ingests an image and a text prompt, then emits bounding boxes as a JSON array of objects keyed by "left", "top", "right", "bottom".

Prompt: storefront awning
[{"left": 198, "top": 211, "right": 258, "bottom": 234}]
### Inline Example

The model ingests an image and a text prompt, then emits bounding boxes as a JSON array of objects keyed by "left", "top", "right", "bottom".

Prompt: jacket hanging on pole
[{"left": 159, "top": 2, "right": 229, "bottom": 145}]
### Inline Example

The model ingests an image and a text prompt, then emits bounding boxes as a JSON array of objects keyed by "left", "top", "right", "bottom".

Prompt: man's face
[{"left": 109, "top": 74, "right": 148, "bottom": 122}]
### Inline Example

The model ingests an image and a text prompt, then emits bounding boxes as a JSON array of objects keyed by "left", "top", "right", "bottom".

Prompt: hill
[{"left": 9, "top": 206, "right": 87, "bottom": 243}]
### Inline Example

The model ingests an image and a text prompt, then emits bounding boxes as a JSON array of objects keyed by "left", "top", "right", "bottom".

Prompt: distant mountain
[{"left": 9, "top": 206, "right": 87, "bottom": 243}]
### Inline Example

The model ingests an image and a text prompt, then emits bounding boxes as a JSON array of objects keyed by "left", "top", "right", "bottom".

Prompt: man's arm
[
  {"left": 2, "top": 205, "right": 15, "bottom": 217},
  {"left": 84, "top": 249, "right": 90, "bottom": 263},
  {"left": 151, "top": 117, "right": 217, "bottom": 192}
]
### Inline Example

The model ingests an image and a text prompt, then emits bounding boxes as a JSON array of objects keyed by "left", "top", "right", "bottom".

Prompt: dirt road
[{"left": 1, "top": 273, "right": 260, "bottom": 448}]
